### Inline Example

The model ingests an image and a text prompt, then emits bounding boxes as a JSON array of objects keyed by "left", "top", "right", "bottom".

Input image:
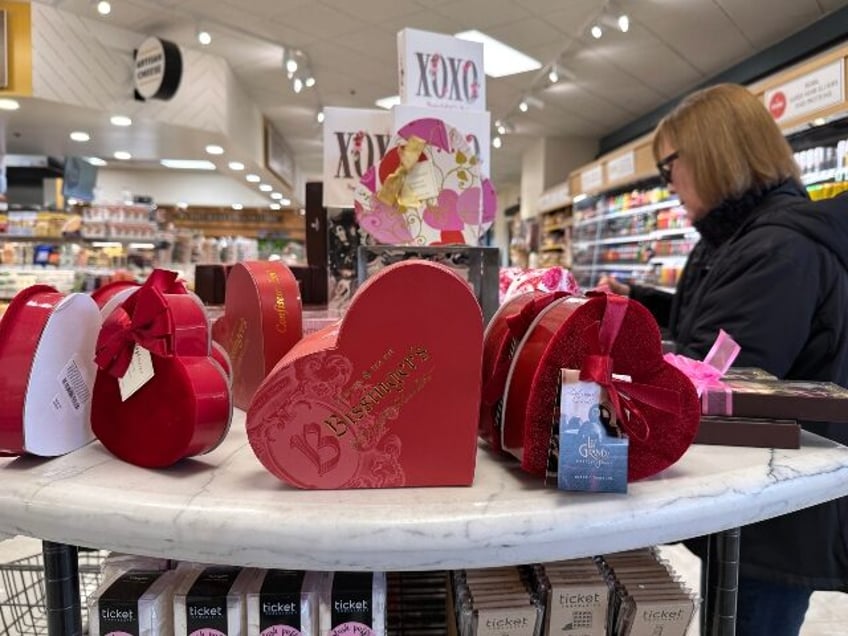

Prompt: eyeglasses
[{"left": 656, "top": 151, "right": 679, "bottom": 186}]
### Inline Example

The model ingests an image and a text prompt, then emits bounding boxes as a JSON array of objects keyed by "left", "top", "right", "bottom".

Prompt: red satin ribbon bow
[
  {"left": 579, "top": 293, "right": 682, "bottom": 443},
  {"left": 94, "top": 270, "right": 181, "bottom": 378}
]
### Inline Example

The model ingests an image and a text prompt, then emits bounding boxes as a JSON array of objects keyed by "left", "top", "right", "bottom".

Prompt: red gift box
[
  {"left": 502, "top": 293, "right": 700, "bottom": 481},
  {"left": 212, "top": 261, "right": 303, "bottom": 410},
  {"left": 246, "top": 260, "right": 483, "bottom": 489},
  {"left": 92, "top": 270, "right": 232, "bottom": 468},
  {"left": 479, "top": 291, "right": 569, "bottom": 452},
  {"left": 0, "top": 286, "right": 100, "bottom": 456}
]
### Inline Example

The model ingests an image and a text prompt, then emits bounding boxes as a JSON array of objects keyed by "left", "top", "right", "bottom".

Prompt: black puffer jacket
[{"left": 633, "top": 180, "right": 848, "bottom": 589}]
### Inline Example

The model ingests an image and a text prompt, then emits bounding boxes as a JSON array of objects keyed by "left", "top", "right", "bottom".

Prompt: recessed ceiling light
[
  {"left": 0, "top": 99, "right": 20, "bottom": 111},
  {"left": 232, "top": 203, "right": 243, "bottom": 210},
  {"left": 160, "top": 159, "right": 217, "bottom": 170},
  {"left": 228, "top": 161, "right": 245, "bottom": 171},
  {"left": 375, "top": 95, "right": 401, "bottom": 110},
  {"left": 270, "top": 203, "right": 281, "bottom": 210},
  {"left": 270, "top": 192, "right": 283, "bottom": 200},
  {"left": 110, "top": 115, "right": 132, "bottom": 127},
  {"left": 87, "top": 157, "right": 107, "bottom": 166},
  {"left": 316, "top": 111, "right": 325, "bottom": 124},
  {"left": 280, "top": 198, "right": 292, "bottom": 206},
  {"left": 197, "top": 30, "right": 212, "bottom": 46},
  {"left": 618, "top": 14, "right": 630, "bottom": 33},
  {"left": 96, "top": 1, "right": 111, "bottom": 16},
  {"left": 591, "top": 25, "right": 603, "bottom": 39},
  {"left": 454, "top": 30, "right": 542, "bottom": 78},
  {"left": 246, "top": 174, "right": 261, "bottom": 183},
  {"left": 519, "top": 100, "right": 529, "bottom": 112},
  {"left": 259, "top": 184, "right": 273, "bottom": 192},
  {"left": 114, "top": 151, "right": 132, "bottom": 160},
  {"left": 205, "top": 144, "right": 225, "bottom": 155},
  {"left": 177, "top": 201, "right": 188, "bottom": 209},
  {"left": 70, "top": 131, "right": 91, "bottom": 142},
  {"left": 492, "top": 136, "right": 502, "bottom": 149}
]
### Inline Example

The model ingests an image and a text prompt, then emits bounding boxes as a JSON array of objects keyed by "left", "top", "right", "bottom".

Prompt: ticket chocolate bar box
[{"left": 702, "top": 378, "right": 848, "bottom": 422}]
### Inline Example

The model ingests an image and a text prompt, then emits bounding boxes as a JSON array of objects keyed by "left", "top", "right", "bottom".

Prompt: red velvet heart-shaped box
[
  {"left": 502, "top": 293, "right": 700, "bottom": 481},
  {"left": 479, "top": 291, "right": 570, "bottom": 452},
  {"left": 0, "top": 286, "right": 100, "bottom": 456},
  {"left": 212, "top": 261, "right": 303, "bottom": 410},
  {"left": 92, "top": 270, "right": 232, "bottom": 468},
  {"left": 246, "top": 260, "right": 483, "bottom": 489}
]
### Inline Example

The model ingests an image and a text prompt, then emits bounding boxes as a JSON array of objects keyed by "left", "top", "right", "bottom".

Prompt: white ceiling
[{"left": 11, "top": 0, "right": 848, "bottom": 196}]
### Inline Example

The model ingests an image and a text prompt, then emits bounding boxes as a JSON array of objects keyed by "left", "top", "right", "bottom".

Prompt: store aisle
[{"left": 0, "top": 537, "right": 845, "bottom": 635}]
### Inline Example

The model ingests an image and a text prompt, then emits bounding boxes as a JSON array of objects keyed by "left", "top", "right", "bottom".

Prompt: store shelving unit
[
  {"left": 570, "top": 186, "right": 698, "bottom": 290},
  {"left": 536, "top": 183, "right": 573, "bottom": 268}
]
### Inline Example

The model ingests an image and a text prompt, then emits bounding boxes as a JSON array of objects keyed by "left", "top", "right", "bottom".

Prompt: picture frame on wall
[
  {"left": 0, "top": 10, "right": 8, "bottom": 89},
  {"left": 264, "top": 119, "right": 295, "bottom": 190}
]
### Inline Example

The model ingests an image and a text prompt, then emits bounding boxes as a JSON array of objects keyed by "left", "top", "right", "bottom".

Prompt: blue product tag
[{"left": 557, "top": 370, "right": 628, "bottom": 493}]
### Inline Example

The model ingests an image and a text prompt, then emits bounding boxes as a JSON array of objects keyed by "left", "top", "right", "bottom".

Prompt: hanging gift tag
[
  {"left": 118, "top": 345, "right": 155, "bottom": 402},
  {"left": 558, "top": 369, "right": 628, "bottom": 493},
  {"left": 400, "top": 158, "right": 440, "bottom": 202}
]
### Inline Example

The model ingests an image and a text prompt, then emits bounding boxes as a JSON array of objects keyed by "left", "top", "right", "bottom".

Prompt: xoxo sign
[{"left": 398, "top": 28, "right": 486, "bottom": 112}]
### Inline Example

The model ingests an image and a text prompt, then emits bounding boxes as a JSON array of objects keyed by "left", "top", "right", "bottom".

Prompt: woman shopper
[{"left": 601, "top": 83, "right": 848, "bottom": 636}]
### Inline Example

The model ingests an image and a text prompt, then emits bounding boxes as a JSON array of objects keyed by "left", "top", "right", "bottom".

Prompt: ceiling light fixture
[
  {"left": 110, "top": 115, "right": 132, "bottom": 127},
  {"left": 454, "top": 29, "right": 542, "bottom": 77},
  {"left": 96, "top": 0, "right": 111, "bottom": 16},
  {"left": 246, "top": 174, "right": 261, "bottom": 183},
  {"left": 292, "top": 77, "right": 303, "bottom": 94},
  {"left": 591, "top": 24, "right": 603, "bottom": 39},
  {"left": 197, "top": 29, "right": 212, "bottom": 46},
  {"left": 205, "top": 144, "right": 225, "bottom": 155},
  {"left": 259, "top": 184, "right": 273, "bottom": 192},
  {"left": 176, "top": 201, "right": 188, "bottom": 209},
  {"left": 492, "top": 136, "right": 502, "bottom": 149},
  {"left": 70, "top": 131, "right": 91, "bottom": 142},
  {"left": 497, "top": 123, "right": 507, "bottom": 135},
  {"left": 548, "top": 67, "right": 559, "bottom": 84},
  {"left": 270, "top": 203, "right": 281, "bottom": 210},
  {"left": 114, "top": 151, "right": 132, "bottom": 160},
  {"left": 304, "top": 76, "right": 316, "bottom": 88},
  {"left": 232, "top": 203, "right": 243, "bottom": 210},
  {"left": 271, "top": 192, "right": 283, "bottom": 200},
  {"left": 0, "top": 98, "right": 20, "bottom": 110},
  {"left": 375, "top": 95, "right": 401, "bottom": 110},
  {"left": 316, "top": 111, "right": 325, "bottom": 124},
  {"left": 87, "top": 157, "right": 107, "bottom": 166},
  {"left": 617, "top": 14, "right": 630, "bottom": 33},
  {"left": 228, "top": 161, "right": 245, "bottom": 171},
  {"left": 280, "top": 198, "right": 292, "bottom": 206},
  {"left": 160, "top": 159, "right": 216, "bottom": 170},
  {"left": 518, "top": 100, "right": 529, "bottom": 113}
]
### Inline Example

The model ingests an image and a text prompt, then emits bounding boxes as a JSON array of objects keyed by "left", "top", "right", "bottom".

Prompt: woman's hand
[{"left": 597, "top": 275, "right": 631, "bottom": 297}]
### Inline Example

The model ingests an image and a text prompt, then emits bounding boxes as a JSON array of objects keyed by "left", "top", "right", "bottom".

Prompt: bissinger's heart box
[
  {"left": 246, "top": 260, "right": 484, "bottom": 489},
  {"left": 0, "top": 286, "right": 99, "bottom": 456},
  {"left": 212, "top": 261, "right": 303, "bottom": 410}
]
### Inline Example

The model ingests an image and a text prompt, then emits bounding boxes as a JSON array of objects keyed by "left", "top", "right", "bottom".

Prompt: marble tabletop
[{"left": 2, "top": 410, "right": 848, "bottom": 571}]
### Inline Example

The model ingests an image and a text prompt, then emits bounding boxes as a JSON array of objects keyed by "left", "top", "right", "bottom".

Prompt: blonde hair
[{"left": 652, "top": 83, "right": 800, "bottom": 210}]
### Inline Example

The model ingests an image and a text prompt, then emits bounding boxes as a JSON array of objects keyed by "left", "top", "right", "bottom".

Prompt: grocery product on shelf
[{"left": 570, "top": 185, "right": 699, "bottom": 291}]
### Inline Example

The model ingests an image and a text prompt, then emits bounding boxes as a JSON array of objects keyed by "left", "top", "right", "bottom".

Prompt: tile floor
[{"left": 0, "top": 536, "right": 845, "bottom": 635}]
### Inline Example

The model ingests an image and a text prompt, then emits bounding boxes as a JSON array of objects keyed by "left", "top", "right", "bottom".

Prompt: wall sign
[
  {"left": 134, "top": 37, "right": 182, "bottom": 101},
  {"left": 764, "top": 60, "right": 845, "bottom": 124},
  {"left": 606, "top": 151, "right": 635, "bottom": 183},
  {"left": 322, "top": 107, "right": 392, "bottom": 208},
  {"left": 580, "top": 165, "right": 603, "bottom": 193}
]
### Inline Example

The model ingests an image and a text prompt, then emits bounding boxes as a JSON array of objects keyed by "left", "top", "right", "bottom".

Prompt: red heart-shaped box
[
  {"left": 479, "top": 290, "right": 551, "bottom": 452},
  {"left": 502, "top": 294, "right": 700, "bottom": 481},
  {"left": 212, "top": 261, "right": 303, "bottom": 410},
  {"left": 246, "top": 260, "right": 483, "bottom": 489},
  {"left": 0, "top": 286, "right": 100, "bottom": 456},
  {"left": 92, "top": 273, "right": 232, "bottom": 468}
]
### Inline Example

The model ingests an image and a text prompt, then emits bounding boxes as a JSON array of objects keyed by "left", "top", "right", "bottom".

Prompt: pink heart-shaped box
[
  {"left": 212, "top": 261, "right": 303, "bottom": 410},
  {"left": 246, "top": 260, "right": 483, "bottom": 489}
]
